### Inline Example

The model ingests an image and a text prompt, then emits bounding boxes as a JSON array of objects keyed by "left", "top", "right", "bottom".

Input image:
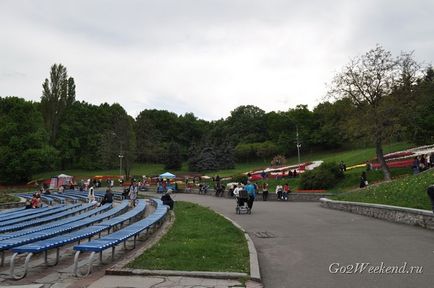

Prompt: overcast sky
[{"left": 1, "top": 0, "right": 433, "bottom": 120}]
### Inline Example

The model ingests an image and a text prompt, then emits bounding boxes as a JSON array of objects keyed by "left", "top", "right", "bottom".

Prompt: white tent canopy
[
  {"left": 49, "top": 174, "right": 74, "bottom": 189},
  {"left": 159, "top": 172, "right": 176, "bottom": 179}
]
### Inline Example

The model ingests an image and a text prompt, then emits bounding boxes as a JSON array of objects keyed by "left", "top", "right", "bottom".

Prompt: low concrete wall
[
  {"left": 320, "top": 198, "right": 434, "bottom": 230},
  {"left": 179, "top": 189, "right": 330, "bottom": 202}
]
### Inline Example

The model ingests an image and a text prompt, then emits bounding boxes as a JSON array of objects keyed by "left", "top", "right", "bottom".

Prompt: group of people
[
  {"left": 25, "top": 192, "right": 42, "bottom": 209},
  {"left": 87, "top": 185, "right": 113, "bottom": 207},
  {"left": 413, "top": 154, "right": 433, "bottom": 174},
  {"left": 233, "top": 181, "right": 257, "bottom": 210},
  {"left": 275, "top": 183, "right": 291, "bottom": 200}
]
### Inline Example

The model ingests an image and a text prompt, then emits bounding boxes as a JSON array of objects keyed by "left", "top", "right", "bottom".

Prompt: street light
[
  {"left": 112, "top": 132, "right": 124, "bottom": 180},
  {"left": 118, "top": 154, "right": 124, "bottom": 179},
  {"left": 296, "top": 125, "right": 301, "bottom": 169}
]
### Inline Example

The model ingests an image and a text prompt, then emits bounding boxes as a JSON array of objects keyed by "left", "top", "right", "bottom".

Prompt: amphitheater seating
[
  {"left": 8, "top": 200, "right": 146, "bottom": 279},
  {"left": 0, "top": 203, "right": 96, "bottom": 233},
  {"left": 1, "top": 197, "right": 169, "bottom": 280},
  {"left": 0, "top": 204, "right": 73, "bottom": 227},
  {"left": 73, "top": 199, "right": 168, "bottom": 276}
]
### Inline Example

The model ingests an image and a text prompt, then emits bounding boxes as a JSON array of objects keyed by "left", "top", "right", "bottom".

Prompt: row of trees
[{"left": 1, "top": 46, "right": 433, "bottom": 183}]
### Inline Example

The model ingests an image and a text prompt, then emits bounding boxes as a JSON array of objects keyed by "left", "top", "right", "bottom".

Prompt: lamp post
[
  {"left": 296, "top": 126, "right": 301, "bottom": 169},
  {"left": 112, "top": 132, "right": 124, "bottom": 180},
  {"left": 118, "top": 154, "right": 124, "bottom": 179}
]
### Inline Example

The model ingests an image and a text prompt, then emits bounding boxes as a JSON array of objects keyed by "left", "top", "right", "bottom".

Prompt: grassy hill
[{"left": 332, "top": 169, "right": 434, "bottom": 210}]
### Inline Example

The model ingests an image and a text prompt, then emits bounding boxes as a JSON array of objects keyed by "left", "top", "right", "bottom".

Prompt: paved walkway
[
  {"left": 3, "top": 193, "right": 433, "bottom": 288},
  {"left": 169, "top": 194, "right": 434, "bottom": 288}
]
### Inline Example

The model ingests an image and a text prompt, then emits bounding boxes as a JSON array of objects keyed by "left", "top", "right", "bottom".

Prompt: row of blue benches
[
  {"left": 6, "top": 198, "right": 167, "bottom": 279},
  {"left": 14, "top": 189, "right": 125, "bottom": 207},
  {"left": 73, "top": 198, "right": 168, "bottom": 277},
  {"left": 0, "top": 202, "right": 114, "bottom": 267}
]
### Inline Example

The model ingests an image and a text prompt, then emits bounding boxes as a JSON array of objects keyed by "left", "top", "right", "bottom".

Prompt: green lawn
[
  {"left": 329, "top": 167, "right": 412, "bottom": 193},
  {"left": 128, "top": 201, "right": 249, "bottom": 272},
  {"left": 0, "top": 191, "right": 20, "bottom": 203},
  {"left": 332, "top": 169, "right": 434, "bottom": 210},
  {"left": 290, "top": 142, "right": 413, "bottom": 167}
]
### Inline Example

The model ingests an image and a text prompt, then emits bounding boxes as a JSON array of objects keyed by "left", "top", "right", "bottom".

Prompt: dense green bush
[{"left": 299, "top": 162, "right": 344, "bottom": 190}]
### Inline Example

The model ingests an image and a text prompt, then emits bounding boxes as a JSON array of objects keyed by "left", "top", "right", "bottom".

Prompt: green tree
[
  {"left": 328, "top": 45, "right": 421, "bottom": 181},
  {"left": 164, "top": 142, "right": 183, "bottom": 170},
  {"left": 312, "top": 99, "right": 354, "bottom": 149},
  {"left": 40, "top": 64, "right": 76, "bottom": 145},
  {"left": 0, "top": 97, "right": 58, "bottom": 183},
  {"left": 98, "top": 104, "right": 136, "bottom": 178},
  {"left": 226, "top": 105, "right": 267, "bottom": 144}
]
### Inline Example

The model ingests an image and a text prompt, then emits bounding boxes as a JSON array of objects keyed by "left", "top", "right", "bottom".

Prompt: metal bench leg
[
  {"left": 10, "top": 252, "right": 33, "bottom": 280},
  {"left": 44, "top": 248, "right": 60, "bottom": 266},
  {"left": 74, "top": 251, "right": 96, "bottom": 277},
  {"left": 1, "top": 251, "right": 4, "bottom": 267},
  {"left": 111, "top": 246, "right": 115, "bottom": 261}
]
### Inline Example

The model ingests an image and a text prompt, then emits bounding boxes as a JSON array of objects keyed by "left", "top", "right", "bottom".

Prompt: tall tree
[
  {"left": 0, "top": 97, "right": 58, "bottom": 183},
  {"left": 40, "top": 64, "right": 76, "bottom": 145},
  {"left": 328, "top": 45, "right": 421, "bottom": 180},
  {"left": 164, "top": 142, "right": 183, "bottom": 170},
  {"left": 226, "top": 105, "right": 267, "bottom": 144}
]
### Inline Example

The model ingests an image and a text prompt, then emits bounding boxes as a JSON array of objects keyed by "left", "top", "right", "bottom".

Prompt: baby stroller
[{"left": 236, "top": 189, "right": 251, "bottom": 214}]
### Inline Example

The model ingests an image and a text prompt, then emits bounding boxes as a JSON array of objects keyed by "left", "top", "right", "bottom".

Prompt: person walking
[{"left": 245, "top": 181, "right": 256, "bottom": 210}]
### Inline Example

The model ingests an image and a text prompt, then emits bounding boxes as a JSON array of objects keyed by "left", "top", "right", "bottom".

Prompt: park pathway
[{"left": 171, "top": 193, "right": 434, "bottom": 288}]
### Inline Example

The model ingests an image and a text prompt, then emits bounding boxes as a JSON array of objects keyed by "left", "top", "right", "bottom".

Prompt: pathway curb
[{"left": 219, "top": 213, "right": 262, "bottom": 282}]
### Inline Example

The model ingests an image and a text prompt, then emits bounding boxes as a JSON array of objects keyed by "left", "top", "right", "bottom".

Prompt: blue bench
[
  {"left": 9, "top": 200, "right": 145, "bottom": 279},
  {"left": 64, "top": 191, "right": 103, "bottom": 202},
  {"left": 0, "top": 207, "right": 27, "bottom": 217},
  {"left": 52, "top": 193, "right": 79, "bottom": 203},
  {"left": 0, "top": 203, "right": 92, "bottom": 233},
  {"left": 0, "top": 205, "right": 55, "bottom": 223},
  {"left": 0, "top": 204, "right": 78, "bottom": 229},
  {"left": 18, "top": 193, "right": 55, "bottom": 205},
  {"left": 73, "top": 199, "right": 168, "bottom": 276},
  {"left": 0, "top": 203, "right": 114, "bottom": 267}
]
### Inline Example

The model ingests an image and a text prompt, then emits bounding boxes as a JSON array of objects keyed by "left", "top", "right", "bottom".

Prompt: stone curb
[
  {"left": 218, "top": 214, "right": 261, "bottom": 282},
  {"left": 320, "top": 197, "right": 434, "bottom": 230},
  {"left": 106, "top": 268, "right": 248, "bottom": 279}
]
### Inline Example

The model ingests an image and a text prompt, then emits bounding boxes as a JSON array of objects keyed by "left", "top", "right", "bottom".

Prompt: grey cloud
[{"left": 1, "top": 0, "right": 433, "bottom": 120}]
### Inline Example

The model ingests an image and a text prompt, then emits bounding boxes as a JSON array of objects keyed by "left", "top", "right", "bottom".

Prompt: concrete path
[{"left": 169, "top": 193, "right": 434, "bottom": 288}]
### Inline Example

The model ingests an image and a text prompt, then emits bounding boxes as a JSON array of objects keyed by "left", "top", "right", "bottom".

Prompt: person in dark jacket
[
  {"left": 427, "top": 184, "right": 434, "bottom": 213},
  {"left": 161, "top": 189, "right": 174, "bottom": 210},
  {"left": 360, "top": 171, "right": 368, "bottom": 188},
  {"left": 100, "top": 188, "right": 113, "bottom": 206}
]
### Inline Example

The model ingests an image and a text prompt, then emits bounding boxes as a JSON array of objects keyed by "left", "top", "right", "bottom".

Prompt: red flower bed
[{"left": 371, "top": 159, "right": 414, "bottom": 169}]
